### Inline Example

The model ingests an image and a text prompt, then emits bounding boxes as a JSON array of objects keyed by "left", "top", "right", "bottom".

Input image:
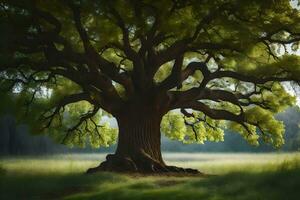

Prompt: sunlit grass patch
[
  {"left": 2, "top": 152, "right": 300, "bottom": 175},
  {"left": 165, "top": 152, "right": 300, "bottom": 174},
  {"left": 0, "top": 153, "right": 105, "bottom": 175}
]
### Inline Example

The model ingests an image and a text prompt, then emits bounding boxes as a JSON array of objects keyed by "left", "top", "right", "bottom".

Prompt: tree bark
[
  {"left": 116, "top": 110, "right": 164, "bottom": 164},
  {"left": 87, "top": 101, "right": 200, "bottom": 174}
]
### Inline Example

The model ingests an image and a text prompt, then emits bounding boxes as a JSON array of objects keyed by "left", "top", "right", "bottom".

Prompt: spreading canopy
[{"left": 1, "top": 0, "right": 300, "bottom": 148}]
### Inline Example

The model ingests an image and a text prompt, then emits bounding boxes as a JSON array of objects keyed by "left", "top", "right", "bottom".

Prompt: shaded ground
[{"left": 0, "top": 153, "right": 300, "bottom": 200}]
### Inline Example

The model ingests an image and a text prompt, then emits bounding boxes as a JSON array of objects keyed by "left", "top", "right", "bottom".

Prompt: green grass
[{"left": 1, "top": 153, "right": 300, "bottom": 200}]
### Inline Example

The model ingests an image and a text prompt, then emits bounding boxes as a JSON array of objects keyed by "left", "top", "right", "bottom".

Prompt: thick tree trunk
[
  {"left": 119, "top": 110, "right": 163, "bottom": 155},
  {"left": 87, "top": 103, "right": 199, "bottom": 174}
]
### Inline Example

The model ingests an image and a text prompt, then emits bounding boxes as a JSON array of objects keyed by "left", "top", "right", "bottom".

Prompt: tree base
[{"left": 86, "top": 153, "right": 201, "bottom": 175}]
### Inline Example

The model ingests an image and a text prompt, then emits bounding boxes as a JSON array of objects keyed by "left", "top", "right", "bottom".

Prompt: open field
[{"left": 1, "top": 153, "right": 300, "bottom": 200}]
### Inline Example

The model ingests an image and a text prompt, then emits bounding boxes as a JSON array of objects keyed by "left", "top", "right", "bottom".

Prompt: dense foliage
[{"left": 0, "top": 0, "right": 300, "bottom": 148}]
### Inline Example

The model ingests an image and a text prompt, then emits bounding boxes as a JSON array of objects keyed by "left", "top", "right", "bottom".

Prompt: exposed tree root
[{"left": 86, "top": 152, "right": 201, "bottom": 175}]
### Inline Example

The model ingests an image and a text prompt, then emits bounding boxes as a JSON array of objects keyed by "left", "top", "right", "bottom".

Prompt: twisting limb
[
  {"left": 181, "top": 108, "right": 217, "bottom": 142},
  {"left": 158, "top": 55, "right": 184, "bottom": 90},
  {"left": 62, "top": 105, "right": 100, "bottom": 144},
  {"left": 106, "top": 3, "right": 146, "bottom": 90},
  {"left": 182, "top": 101, "right": 256, "bottom": 137},
  {"left": 40, "top": 92, "right": 91, "bottom": 131},
  {"left": 183, "top": 101, "right": 244, "bottom": 123}
]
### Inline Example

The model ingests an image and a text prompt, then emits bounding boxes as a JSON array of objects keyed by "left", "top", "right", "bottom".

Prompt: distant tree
[{"left": 0, "top": 0, "right": 300, "bottom": 174}]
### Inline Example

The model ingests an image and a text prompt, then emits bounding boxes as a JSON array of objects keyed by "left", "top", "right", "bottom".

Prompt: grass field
[{"left": 1, "top": 153, "right": 300, "bottom": 200}]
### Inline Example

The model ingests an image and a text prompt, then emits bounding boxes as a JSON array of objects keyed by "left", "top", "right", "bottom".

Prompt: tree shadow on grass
[
  {"left": 0, "top": 172, "right": 128, "bottom": 200},
  {"left": 65, "top": 167, "right": 300, "bottom": 200},
  {"left": 1, "top": 164, "right": 300, "bottom": 200}
]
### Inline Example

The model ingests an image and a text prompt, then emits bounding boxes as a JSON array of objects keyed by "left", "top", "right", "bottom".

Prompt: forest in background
[{"left": 0, "top": 107, "right": 299, "bottom": 155}]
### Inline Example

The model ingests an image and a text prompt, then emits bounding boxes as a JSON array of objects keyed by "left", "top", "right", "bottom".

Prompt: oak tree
[{"left": 1, "top": 0, "right": 300, "bottom": 174}]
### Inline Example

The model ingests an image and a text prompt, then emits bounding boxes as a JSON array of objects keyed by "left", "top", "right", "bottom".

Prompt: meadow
[{"left": 1, "top": 153, "right": 300, "bottom": 200}]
